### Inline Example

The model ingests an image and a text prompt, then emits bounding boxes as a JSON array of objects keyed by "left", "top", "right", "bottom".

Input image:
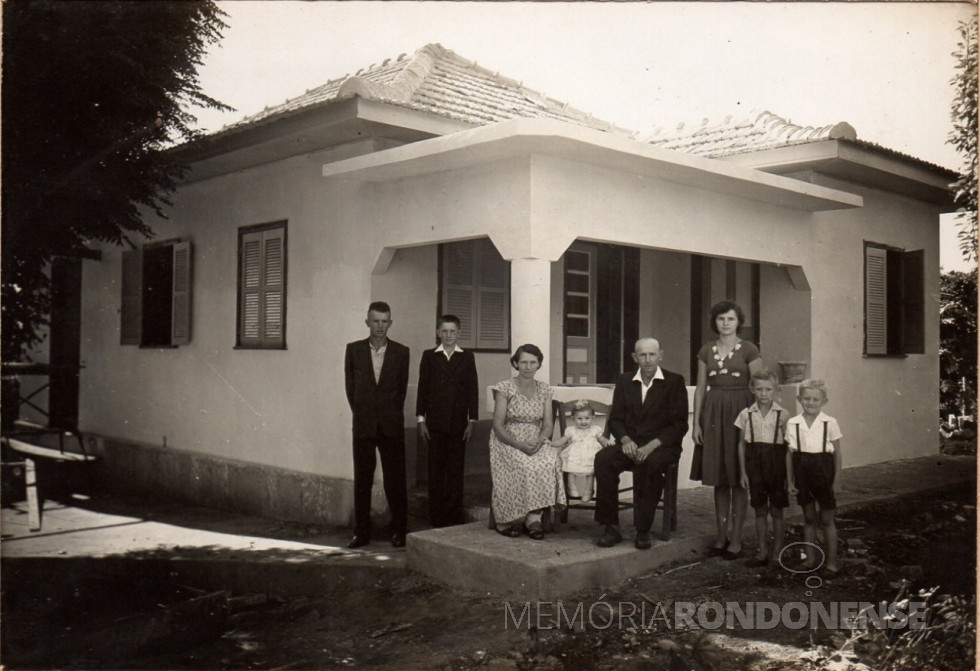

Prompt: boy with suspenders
[
  {"left": 786, "top": 379, "right": 844, "bottom": 577},
  {"left": 736, "top": 369, "right": 790, "bottom": 567}
]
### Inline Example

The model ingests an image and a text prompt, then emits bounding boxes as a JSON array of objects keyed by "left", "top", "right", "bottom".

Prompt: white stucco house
[{"left": 56, "top": 44, "right": 955, "bottom": 526}]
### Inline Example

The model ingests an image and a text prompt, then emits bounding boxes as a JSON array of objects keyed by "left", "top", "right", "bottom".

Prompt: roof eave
[
  {"left": 321, "top": 118, "right": 863, "bottom": 213},
  {"left": 175, "top": 97, "right": 474, "bottom": 184},
  {"left": 718, "top": 140, "right": 957, "bottom": 210}
]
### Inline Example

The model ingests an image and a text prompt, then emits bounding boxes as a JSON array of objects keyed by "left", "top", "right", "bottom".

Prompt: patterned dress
[
  {"left": 690, "top": 340, "right": 761, "bottom": 487},
  {"left": 489, "top": 379, "right": 566, "bottom": 525}
]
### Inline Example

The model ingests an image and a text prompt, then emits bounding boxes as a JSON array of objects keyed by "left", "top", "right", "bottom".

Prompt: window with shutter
[
  {"left": 864, "top": 242, "right": 925, "bottom": 356},
  {"left": 237, "top": 222, "right": 287, "bottom": 349},
  {"left": 119, "top": 239, "right": 193, "bottom": 347},
  {"left": 440, "top": 238, "right": 510, "bottom": 351}
]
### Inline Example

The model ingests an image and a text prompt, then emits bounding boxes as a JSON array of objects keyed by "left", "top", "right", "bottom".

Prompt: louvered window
[
  {"left": 440, "top": 239, "right": 510, "bottom": 351},
  {"left": 120, "top": 240, "right": 192, "bottom": 347},
  {"left": 864, "top": 242, "right": 924, "bottom": 356},
  {"left": 238, "top": 222, "right": 287, "bottom": 349}
]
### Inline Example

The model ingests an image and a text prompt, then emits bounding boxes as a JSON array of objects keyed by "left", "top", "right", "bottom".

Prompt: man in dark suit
[
  {"left": 416, "top": 314, "right": 479, "bottom": 527},
  {"left": 595, "top": 337, "right": 689, "bottom": 550},
  {"left": 344, "top": 301, "right": 410, "bottom": 549}
]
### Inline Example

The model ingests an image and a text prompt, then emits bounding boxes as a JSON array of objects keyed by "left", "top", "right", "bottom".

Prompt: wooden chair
[{"left": 554, "top": 399, "right": 679, "bottom": 541}]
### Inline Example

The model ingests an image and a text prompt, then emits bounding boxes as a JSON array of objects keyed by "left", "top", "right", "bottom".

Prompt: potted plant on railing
[{"left": 777, "top": 361, "right": 807, "bottom": 384}]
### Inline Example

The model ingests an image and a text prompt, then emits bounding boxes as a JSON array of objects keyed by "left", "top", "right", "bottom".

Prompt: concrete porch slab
[
  {"left": 407, "top": 508, "right": 713, "bottom": 601},
  {"left": 407, "top": 455, "right": 977, "bottom": 601}
]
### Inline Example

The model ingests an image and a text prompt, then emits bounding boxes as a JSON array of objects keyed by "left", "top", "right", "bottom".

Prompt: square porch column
[{"left": 510, "top": 257, "right": 553, "bottom": 382}]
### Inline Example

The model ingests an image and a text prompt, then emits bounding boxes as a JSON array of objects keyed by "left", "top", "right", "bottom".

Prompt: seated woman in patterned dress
[{"left": 488, "top": 344, "right": 566, "bottom": 540}]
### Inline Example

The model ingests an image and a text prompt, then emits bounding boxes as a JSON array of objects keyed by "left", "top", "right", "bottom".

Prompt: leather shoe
[
  {"left": 706, "top": 541, "right": 729, "bottom": 557},
  {"left": 634, "top": 530, "right": 652, "bottom": 550},
  {"left": 391, "top": 533, "right": 406, "bottom": 548},
  {"left": 348, "top": 535, "right": 370, "bottom": 549},
  {"left": 597, "top": 525, "right": 623, "bottom": 548}
]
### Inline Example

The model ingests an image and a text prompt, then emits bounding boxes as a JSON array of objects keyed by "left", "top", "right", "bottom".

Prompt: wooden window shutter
[
  {"left": 262, "top": 227, "right": 285, "bottom": 345},
  {"left": 441, "top": 239, "right": 511, "bottom": 350},
  {"left": 865, "top": 245, "right": 888, "bottom": 355},
  {"left": 171, "top": 241, "right": 192, "bottom": 345},
  {"left": 902, "top": 249, "right": 925, "bottom": 354},
  {"left": 443, "top": 242, "right": 477, "bottom": 348},
  {"left": 120, "top": 249, "right": 142, "bottom": 345},
  {"left": 240, "top": 230, "right": 262, "bottom": 345},
  {"left": 239, "top": 225, "right": 286, "bottom": 347},
  {"left": 475, "top": 239, "right": 509, "bottom": 349}
]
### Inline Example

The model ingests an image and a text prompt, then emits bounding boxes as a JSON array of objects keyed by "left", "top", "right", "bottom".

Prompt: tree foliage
[
  {"left": 1, "top": 0, "right": 229, "bottom": 362},
  {"left": 948, "top": 16, "right": 979, "bottom": 263},
  {"left": 939, "top": 269, "right": 977, "bottom": 419}
]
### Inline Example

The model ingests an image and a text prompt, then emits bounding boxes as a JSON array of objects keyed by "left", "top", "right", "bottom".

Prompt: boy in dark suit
[
  {"left": 416, "top": 315, "right": 479, "bottom": 527},
  {"left": 344, "top": 301, "right": 410, "bottom": 548},
  {"left": 595, "top": 338, "right": 689, "bottom": 550}
]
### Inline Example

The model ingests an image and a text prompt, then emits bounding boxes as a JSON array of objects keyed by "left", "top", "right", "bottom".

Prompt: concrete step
[{"left": 407, "top": 507, "right": 712, "bottom": 600}]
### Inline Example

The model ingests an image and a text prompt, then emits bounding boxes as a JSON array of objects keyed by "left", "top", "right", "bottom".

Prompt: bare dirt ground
[{"left": 3, "top": 476, "right": 975, "bottom": 671}]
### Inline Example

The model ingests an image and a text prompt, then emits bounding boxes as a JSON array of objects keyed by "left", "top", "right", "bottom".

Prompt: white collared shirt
[
  {"left": 369, "top": 339, "right": 387, "bottom": 382},
  {"left": 435, "top": 343, "right": 464, "bottom": 360},
  {"left": 787, "top": 412, "right": 843, "bottom": 453},
  {"left": 632, "top": 366, "right": 665, "bottom": 403},
  {"left": 734, "top": 402, "right": 788, "bottom": 444}
]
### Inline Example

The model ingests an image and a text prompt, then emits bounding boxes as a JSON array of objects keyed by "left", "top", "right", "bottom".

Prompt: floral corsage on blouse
[{"left": 707, "top": 342, "right": 742, "bottom": 378}]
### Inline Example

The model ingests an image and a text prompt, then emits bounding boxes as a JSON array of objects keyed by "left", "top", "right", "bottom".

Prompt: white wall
[
  {"left": 80, "top": 148, "right": 385, "bottom": 480},
  {"left": 804, "top": 177, "right": 942, "bottom": 466},
  {"left": 76, "top": 135, "right": 943, "bottom": 492},
  {"left": 759, "top": 264, "right": 811, "bottom": 375}
]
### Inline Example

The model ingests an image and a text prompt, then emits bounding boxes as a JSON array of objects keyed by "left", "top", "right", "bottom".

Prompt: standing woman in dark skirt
[{"left": 690, "top": 300, "right": 763, "bottom": 559}]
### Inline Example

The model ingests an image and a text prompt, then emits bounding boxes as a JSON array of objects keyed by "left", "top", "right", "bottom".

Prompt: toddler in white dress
[{"left": 554, "top": 400, "right": 614, "bottom": 503}]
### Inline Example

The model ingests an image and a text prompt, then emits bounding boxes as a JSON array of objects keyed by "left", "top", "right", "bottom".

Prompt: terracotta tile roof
[
  {"left": 220, "top": 43, "right": 634, "bottom": 137},
  {"left": 645, "top": 110, "right": 857, "bottom": 157},
  {"left": 646, "top": 110, "right": 956, "bottom": 174}
]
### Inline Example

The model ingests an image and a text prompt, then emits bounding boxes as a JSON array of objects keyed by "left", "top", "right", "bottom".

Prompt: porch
[{"left": 344, "top": 120, "right": 833, "bottom": 505}]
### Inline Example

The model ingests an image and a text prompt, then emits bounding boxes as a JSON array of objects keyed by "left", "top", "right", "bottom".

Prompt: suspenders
[{"left": 794, "top": 420, "right": 829, "bottom": 453}]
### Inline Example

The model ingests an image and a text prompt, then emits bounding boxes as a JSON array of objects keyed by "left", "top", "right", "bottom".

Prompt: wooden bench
[
  {"left": 2, "top": 435, "right": 98, "bottom": 532},
  {"left": 2, "top": 360, "right": 97, "bottom": 532},
  {"left": 0, "top": 362, "right": 97, "bottom": 531}
]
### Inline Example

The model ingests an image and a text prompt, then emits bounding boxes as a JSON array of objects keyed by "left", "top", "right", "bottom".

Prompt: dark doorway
[
  {"left": 596, "top": 245, "right": 640, "bottom": 383},
  {"left": 690, "top": 255, "right": 761, "bottom": 382},
  {"left": 562, "top": 243, "right": 639, "bottom": 385}
]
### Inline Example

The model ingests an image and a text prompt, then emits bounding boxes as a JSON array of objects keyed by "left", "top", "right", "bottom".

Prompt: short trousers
[
  {"left": 744, "top": 441, "right": 788, "bottom": 509},
  {"left": 792, "top": 451, "right": 837, "bottom": 510}
]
